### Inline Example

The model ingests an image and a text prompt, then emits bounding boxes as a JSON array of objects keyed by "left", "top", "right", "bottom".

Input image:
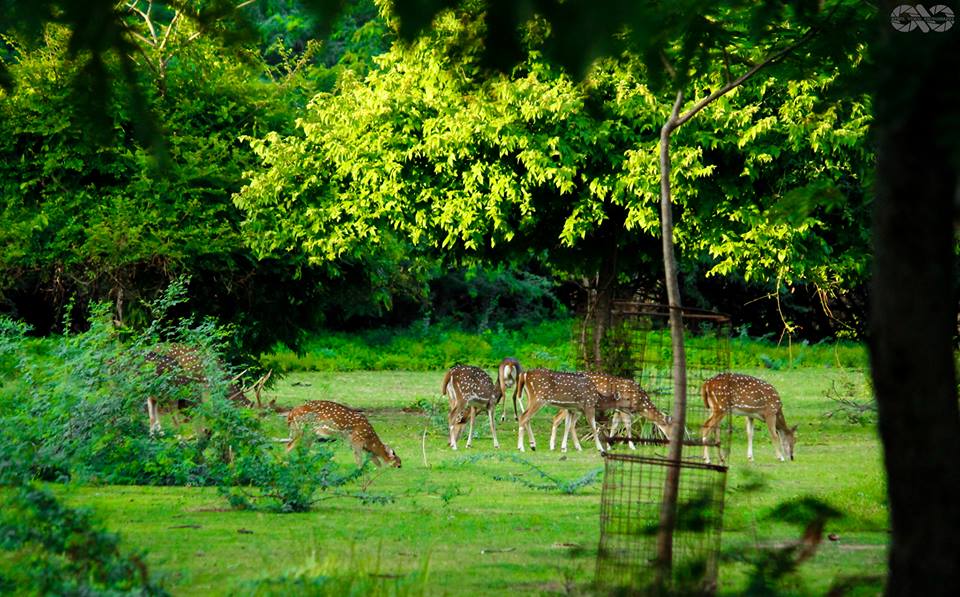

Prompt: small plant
[
  {"left": 239, "top": 545, "right": 431, "bottom": 596},
  {"left": 452, "top": 453, "right": 603, "bottom": 495},
  {"left": 823, "top": 379, "right": 876, "bottom": 425}
]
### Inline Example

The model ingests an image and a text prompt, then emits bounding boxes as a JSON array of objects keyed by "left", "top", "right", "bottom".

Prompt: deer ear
[{"left": 791, "top": 424, "right": 799, "bottom": 433}]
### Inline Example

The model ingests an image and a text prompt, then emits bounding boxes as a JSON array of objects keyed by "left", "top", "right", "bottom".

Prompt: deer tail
[{"left": 441, "top": 368, "right": 453, "bottom": 397}]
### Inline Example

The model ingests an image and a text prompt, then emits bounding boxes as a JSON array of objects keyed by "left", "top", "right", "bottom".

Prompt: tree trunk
[
  {"left": 655, "top": 91, "right": 687, "bottom": 582},
  {"left": 592, "top": 215, "right": 621, "bottom": 369},
  {"left": 871, "top": 6, "right": 960, "bottom": 594}
]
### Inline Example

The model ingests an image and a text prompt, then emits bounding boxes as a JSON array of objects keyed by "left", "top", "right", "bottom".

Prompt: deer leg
[
  {"left": 147, "top": 397, "right": 161, "bottom": 435},
  {"left": 560, "top": 410, "right": 573, "bottom": 452},
  {"left": 517, "top": 400, "right": 543, "bottom": 452},
  {"left": 566, "top": 411, "right": 583, "bottom": 452},
  {"left": 618, "top": 411, "right": 636, "bottom": 450},
  {"left": 352, "top": 443, "right": 366, "bottom": 468},
  {"left": 605, "top": 411, "right": 623, "bottom": 449},
  {"left": 764, "top": 412, "right": 785, "bottom": 461},
  {"left": 702, "top": 411, "right": 725, "bottom": 464},
  {"left": 487, "top": 403, "right": 500, "bottom": 448},
  {"left": 582, "top": 405, "right": 604, "bottom": 452},
  {"left": 466, "top": 406, "right": 476, "bottom": 448},
  {"left": 448, "top": 399, "right": 466, "bottom": 450},
  {"left": 550, "top": 410, "right": 565, "bottom": 451},
  {"left": 745, "top": 417, "right": 755, "bottom": 461}
]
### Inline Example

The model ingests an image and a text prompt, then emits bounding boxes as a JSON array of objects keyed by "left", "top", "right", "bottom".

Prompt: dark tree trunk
[
  {"left": 871, "top": 6, "right": 960, "bottom": 594},
  {"left": 592, "top": 214, "right": 622, "bottom": 369}
]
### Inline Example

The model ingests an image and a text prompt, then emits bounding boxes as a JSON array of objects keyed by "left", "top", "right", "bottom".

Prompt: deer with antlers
[
  {"left": 701, "top": 372, "right": 797, "bottom": 464},
  {"left": 286, "top": 400, "right": 401, "bottom": 468},
  {"left": 549, "top": 372, "right": 672, "bottom": 452},
  {"left": 515, "top": 369, "right": 606, "bottom": 452},
  {"left": 441, "top": 364, "right": 504, "bottom": 449},
  {"left": 143, "top": 344, "right": 269, "bottom": 435}
]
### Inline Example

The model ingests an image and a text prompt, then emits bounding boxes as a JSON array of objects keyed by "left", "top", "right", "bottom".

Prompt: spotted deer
[
  {"left": 515, "top": 369, "right": 605, "bottom": 452},
  {"left": 441, "top": 365, "right": 503, "bottom": 449},
  {"left": 497, "top": 357, "right": 523, "bottom": 421},
  {"left": 701, "top": 373, "right": 797, "bottom": 464},
  {"left": 550, "top": 372, "right": 672, "bottom": 452},
  {"left": 143, "top": 344, "right": 261, "bottom": 434},
  {"left": 286, "top": 400, "right": 401, "bottom": 468}
]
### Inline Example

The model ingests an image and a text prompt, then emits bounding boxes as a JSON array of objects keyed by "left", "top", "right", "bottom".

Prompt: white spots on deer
[
  {"left": 442, "top": 365, "right": 503, "bottom": 449},
  {"left": 701, "top": 373, "right": 797, "bottom": 464},
  {"left": 516, "top": 369, "right": 606, "bottom": 452},
  {"left": 550, "top": 372, "right": 672, "bottom": 451},
  {"left": 287, "top": 400, "right": 401, "bottom": 468}
]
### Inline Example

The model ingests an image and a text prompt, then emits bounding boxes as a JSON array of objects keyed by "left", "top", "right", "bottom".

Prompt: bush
[{"left": 0, "top": 296, "right": 361, "bottom": 512}]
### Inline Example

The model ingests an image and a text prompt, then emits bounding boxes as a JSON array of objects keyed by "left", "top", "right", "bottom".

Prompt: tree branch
[{"left": 671, "top": 25, "right": 821, "bottom": 130}]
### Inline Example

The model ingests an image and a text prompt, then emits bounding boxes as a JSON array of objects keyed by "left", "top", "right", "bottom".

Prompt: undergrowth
[
  {"left": 0, "top": 280, "right": 374, "bottom": 514},
  {"left": 262, "top": 319, "right": 868, "bottom": 373}
]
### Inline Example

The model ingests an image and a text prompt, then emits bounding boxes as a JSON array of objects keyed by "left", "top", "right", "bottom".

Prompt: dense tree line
[{"left": 2, "top": 0, "right": 873, "bottom": 354}]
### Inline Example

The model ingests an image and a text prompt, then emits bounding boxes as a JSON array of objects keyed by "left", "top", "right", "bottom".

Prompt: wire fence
[{"left": 578, "top": 301, "right": 732, "bottom": 594}]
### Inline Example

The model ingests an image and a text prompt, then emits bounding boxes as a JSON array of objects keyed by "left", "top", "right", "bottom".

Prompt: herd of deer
[
  {"left": 143, "top": 346, "right": 796, "bottom": 471},
  {"left": 442, "top": 359, "right": 797, "bottom": 464}
]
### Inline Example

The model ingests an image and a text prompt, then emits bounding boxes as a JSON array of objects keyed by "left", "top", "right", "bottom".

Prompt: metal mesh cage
[
  {"left": 596, "top": 454, "right": 728, "bottom": 595},
  {"left": 576, "top": 301, "right": 734, "bottom": 460},
  {"left": 577, "top": 302, "right": 733, "bottom": 593}
]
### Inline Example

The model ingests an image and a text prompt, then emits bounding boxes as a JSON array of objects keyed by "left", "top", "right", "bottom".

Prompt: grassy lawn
[{"left": 54, "top": 367, "right": 887, "bottom": 595}]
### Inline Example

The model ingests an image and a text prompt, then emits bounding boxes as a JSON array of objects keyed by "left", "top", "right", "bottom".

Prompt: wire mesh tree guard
[
  {"left": 576, "top": 301, "right": 733, "bottom": 594},
  {"left": 596, "top": 454, "right": 728, "bottom": 594}
]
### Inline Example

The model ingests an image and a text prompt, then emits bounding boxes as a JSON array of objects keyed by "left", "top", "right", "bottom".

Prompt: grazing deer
[
  {"left": 700, "top": 373, "right": 797, "bottom": 464},
  {"left": 515, "top": 369, "right": 605, "bottom": 452},
  {"left": 441, "top": 365, "right": 503, "bottom": 449},
  {"left": 497, "top": 357, "right": 523, "bottom": 421},
  {"left": 549, "top": 373, "right": 672, "bottom": 452},
  {"left": 143, "top": 344, "right": 259, "bottom": 434},
  {"left": 286, "top": 400, "right": 401, "bottom": 468}
]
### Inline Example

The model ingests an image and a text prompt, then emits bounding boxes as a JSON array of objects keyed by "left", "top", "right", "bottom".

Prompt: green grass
[{"left": 47, "top": 366, "right": 886, "bottom": 596}]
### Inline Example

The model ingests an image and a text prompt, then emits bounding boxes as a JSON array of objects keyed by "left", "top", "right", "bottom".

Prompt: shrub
[
  {"left": 0, "top": 483, "right": 167, "bottom": 595},
  {"left": 0, "top": 297, "right": 362, "bottom": 513}
]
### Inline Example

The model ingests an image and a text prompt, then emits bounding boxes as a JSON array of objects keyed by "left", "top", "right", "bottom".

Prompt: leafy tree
[
  {"left": 381, "top": 0, "right": 958, "bottom": 593},
  {"left": 0, "top": 6, "right": 412, "bottom": 354},
  {"left": 235, "top": 1, "right": 872, "bottom": 356}
]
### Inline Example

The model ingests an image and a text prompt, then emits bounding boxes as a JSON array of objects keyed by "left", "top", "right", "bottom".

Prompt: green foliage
[
  {"left": 264, "top": 318, "right": 867, "bottom": 373},
  {"left": 0, "top": 484, "right": 167, "bottom": 595},
  {"left": 261, "top": 319, "right": 577, "bottom": 372},
  {"left": 236, "top": 1, "right": 873, "bottom": 331},
  {"left": 0, "top": 296, "right": 362, "bottom": 512},
  {"left": 220, "top": 439, "right": 366, "bottom": 513},
  {"left": 428, "top": 265, "right": 567, "bottom": 332},
  {"left": 0, "top": 15, "right": 395, "bottom": 355}
]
